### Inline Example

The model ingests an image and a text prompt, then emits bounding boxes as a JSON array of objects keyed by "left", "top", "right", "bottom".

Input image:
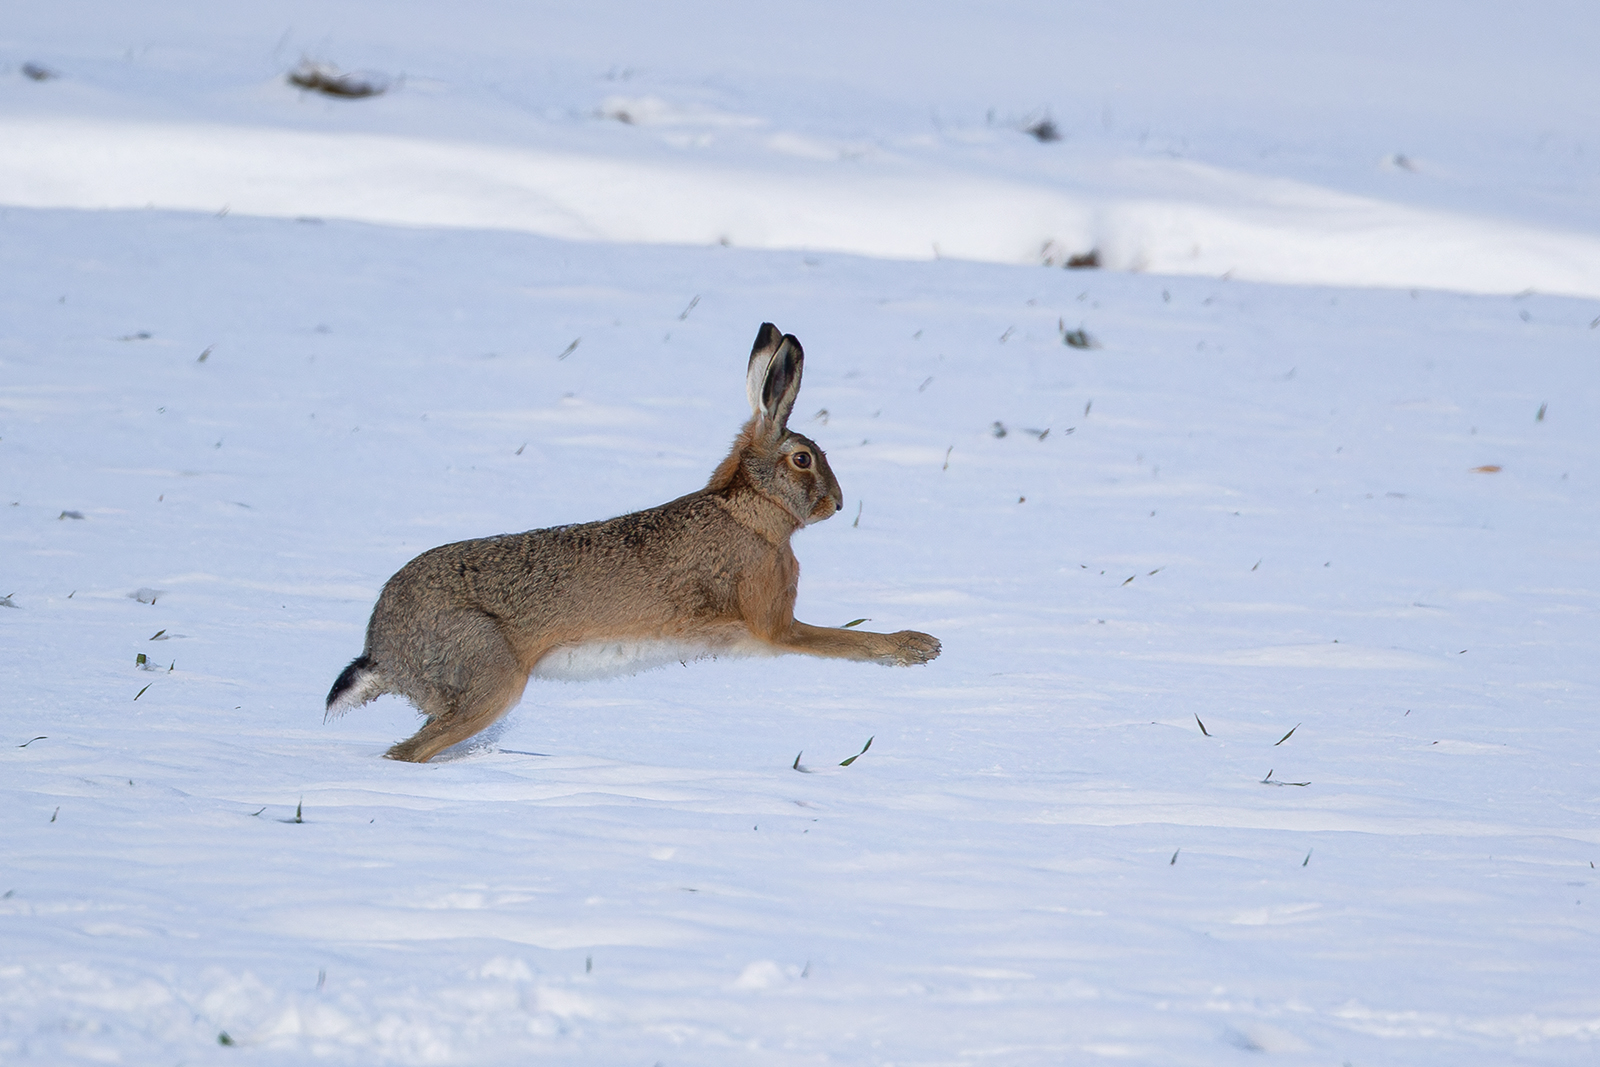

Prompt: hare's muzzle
[{"left": 812, "top": 486, "right": 844, "bottom": 522}]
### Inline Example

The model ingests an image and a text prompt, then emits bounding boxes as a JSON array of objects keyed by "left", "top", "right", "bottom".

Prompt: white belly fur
[{"left": 531, "top": 638, "right": 764, "bottom": 682}]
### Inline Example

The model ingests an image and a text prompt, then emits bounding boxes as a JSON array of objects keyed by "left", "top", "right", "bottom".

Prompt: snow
[
  {"left": 10, "top": 116, "right": 1600, "bottom": 297},
  {"left": 3, "top": 3, "right": 1598, "bottom": 1064}
]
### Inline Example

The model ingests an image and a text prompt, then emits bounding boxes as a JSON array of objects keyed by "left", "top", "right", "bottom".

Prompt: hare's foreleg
[
  {"left": 384, "top": 619, "right": 530, "bottom": 762},
  {"left": 737, "top": 563, "right": 940, "bottom": 666},
  {"left": 779, "top": 621, "right": 941, "bottom": 666}
]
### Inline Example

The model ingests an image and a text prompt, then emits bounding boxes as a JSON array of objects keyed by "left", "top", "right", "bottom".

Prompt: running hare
[{"left": 327, "top": 323, "right": 941, "bottom": 762}]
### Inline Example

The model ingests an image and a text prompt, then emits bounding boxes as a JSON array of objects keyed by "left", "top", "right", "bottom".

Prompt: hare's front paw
[{"left": 889, "top": 630, "right": 941, "bottom": 665}]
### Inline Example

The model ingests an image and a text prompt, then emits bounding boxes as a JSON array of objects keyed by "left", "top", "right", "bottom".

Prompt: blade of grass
[{"left": 839, "top": 736, "right": 874, "bottom": 767}]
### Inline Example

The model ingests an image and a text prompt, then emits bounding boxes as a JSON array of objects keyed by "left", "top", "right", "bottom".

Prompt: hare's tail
[{"left": 325, "top": 654, "right": 387, "bottom": 720}]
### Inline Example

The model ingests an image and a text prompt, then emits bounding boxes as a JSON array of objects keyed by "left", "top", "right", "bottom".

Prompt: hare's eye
[{"left": 791, "top": 451, "right": 812, "bottom": 470}]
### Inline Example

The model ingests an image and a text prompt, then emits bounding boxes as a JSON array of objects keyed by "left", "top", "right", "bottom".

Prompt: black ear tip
[
  {"left": 752, "top": 323, "right": 782, "bottom": 353},
  {"left": 781, "top": 334, "right": 804, "bottom": 360}
]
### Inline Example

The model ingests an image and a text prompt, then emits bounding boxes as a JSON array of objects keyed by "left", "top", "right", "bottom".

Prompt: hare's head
[{"left": 710, "top": 323, "right": 844, "bottom": 526}]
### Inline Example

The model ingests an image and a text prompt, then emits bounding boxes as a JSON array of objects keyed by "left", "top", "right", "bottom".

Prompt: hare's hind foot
[
  {"left": 384, "top": 637, "right": 530, "bottom": 763},
  {"left": 386, "top": 668, "right": 528, "bottom": 762}
]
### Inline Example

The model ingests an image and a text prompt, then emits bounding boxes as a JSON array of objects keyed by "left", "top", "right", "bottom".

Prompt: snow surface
[{"left": 3, "top": 3, "right": 1599, "bottom": 1065}]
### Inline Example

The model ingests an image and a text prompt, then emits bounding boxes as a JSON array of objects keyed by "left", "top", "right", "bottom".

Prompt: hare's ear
[
  {"left": 745, "top": 323, "right": 784, "bottom": 415},
  {"left": 745, "top": 324, "right": 804, "bottom": 434}
]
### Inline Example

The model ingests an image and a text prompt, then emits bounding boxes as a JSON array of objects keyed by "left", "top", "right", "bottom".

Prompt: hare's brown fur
[{"left": 327, "top": 323, "right": 940, "bottom": 762}]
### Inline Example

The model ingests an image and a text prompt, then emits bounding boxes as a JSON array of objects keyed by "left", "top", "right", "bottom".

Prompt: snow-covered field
[{"left": 3, "top": 3, "right": 1598, "bottom": 1064}]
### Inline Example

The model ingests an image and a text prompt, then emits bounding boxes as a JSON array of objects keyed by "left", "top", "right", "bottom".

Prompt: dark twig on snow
[{"left": 287, "top": 60, "right": 389, "bottom": 99}]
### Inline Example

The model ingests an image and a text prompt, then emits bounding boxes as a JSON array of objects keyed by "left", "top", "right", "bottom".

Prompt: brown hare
[{"left": 327, "top": 323, "right": 941, "bottom": 762}]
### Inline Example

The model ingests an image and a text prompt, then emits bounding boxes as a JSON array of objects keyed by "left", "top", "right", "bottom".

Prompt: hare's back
[{"left": 377, "top": 493, "right": 764, "bottom": 675}]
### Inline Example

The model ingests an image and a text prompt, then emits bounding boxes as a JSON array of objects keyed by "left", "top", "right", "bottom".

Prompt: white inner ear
[
  {"left": 742, "top": 347, "right": 780, "bottom": 422},
  {"left": 746, "top": 348, "right": 777, "bottom": 417}
]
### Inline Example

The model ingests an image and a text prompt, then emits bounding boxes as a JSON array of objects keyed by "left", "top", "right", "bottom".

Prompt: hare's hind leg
[{"left": 384, "top": 619, "right": 530, "bottom": 763}]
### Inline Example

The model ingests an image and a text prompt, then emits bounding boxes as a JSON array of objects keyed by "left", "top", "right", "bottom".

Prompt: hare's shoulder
[
  {"left": 541, "top": 490, "right": 753, "bottom": 554},
  {"left": 410, "top": 493, "right": 723, "bottom": 559},
  {"left": 527, "top": 489, "right": 731, "bottom": 540}
]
